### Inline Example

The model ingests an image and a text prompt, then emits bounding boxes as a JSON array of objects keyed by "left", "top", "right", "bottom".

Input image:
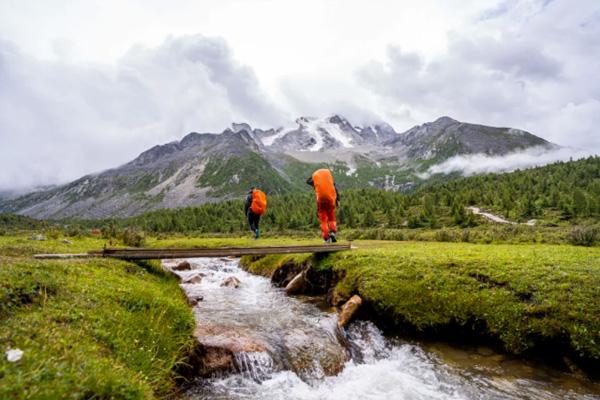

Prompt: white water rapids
[{"left": 165, "top": 258, "right": 599, "bottom": 400}]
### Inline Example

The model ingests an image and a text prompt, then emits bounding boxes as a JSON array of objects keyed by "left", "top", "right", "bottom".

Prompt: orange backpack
[
  {"left": 250, "top": 189, "right": 267, "bottom": 215},
  {"left": 312, "top": 169, "right": 336, "bottom": 204}
]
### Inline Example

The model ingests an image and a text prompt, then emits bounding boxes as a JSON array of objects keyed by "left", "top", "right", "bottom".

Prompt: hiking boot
[
  {"left": 323, "top": 237, "right": 331, "bottom": 244},
  {"left": 329, "top": 231, "right": 337, "bottom": 243},
  {"left": 255, "top": 228, "right": 260, "bottom": 239}
]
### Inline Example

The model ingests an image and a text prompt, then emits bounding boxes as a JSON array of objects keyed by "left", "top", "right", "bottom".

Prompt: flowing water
[{"left": 165, "top": 258, "right": 600, "bottom": 400}]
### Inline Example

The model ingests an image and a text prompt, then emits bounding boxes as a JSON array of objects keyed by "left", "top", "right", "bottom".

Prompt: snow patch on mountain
[
  {"left": 299, "top": 116, "right": 354, "bottom": 151},
  {"left": 261, "top": 126, "right": 295, "bottom": 146}
]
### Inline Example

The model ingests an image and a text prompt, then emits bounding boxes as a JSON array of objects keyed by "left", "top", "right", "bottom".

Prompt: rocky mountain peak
[
  {"left": 231, "top": 122, "right": 253, "bottom": 133},
  {"left": 0, "top": 114, "right": 557, "bottom": 219}
]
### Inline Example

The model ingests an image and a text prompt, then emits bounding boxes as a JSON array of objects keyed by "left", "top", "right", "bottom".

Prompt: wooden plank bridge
[{"left": 33, "top": 243, "right": 352, "bottom": 260}]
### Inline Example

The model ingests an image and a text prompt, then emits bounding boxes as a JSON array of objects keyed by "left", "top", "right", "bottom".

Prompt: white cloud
[
  {"left": 358, "top": 0, "right": 600, "bottom": 149},
  {"left": 0, "top": 0, "right": 599, "bottom": 191},
  {"left": 0, "top": 35, "right": 284, "bottom": 190},
  {"left": 420, "top": 146, "right": 596, "bottom": 178}
]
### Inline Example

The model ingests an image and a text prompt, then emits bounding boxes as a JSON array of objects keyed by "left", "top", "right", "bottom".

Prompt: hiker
[
  {"left": 244, "top": 187, "right": 267, "bottom": 239},
  {"left": 307, "top": 168, "right": 340, "bottom": 243}
]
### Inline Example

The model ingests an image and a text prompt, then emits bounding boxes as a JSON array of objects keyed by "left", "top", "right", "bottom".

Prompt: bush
[
  {"left": 434, "top": 229, "right": 456, "bottom": 242},
  {"left": 65, "top": 225, "right": 84, "bottom": 238},
  {"left": 121, "top": 229, "right": 146, "bottom": 247},
  {"left": 45, "top": 228, "right": 60, "bottom": 240},
  {"left": 567, "top": 226, "right": 599, "bottom": 247}
]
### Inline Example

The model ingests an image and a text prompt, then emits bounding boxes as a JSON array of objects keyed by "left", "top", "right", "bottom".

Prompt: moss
[
  {"left": 240, "top": 253, "right": 312, "bottom": 277},
  {"left": 0, "top": 255, "right": 195, "bottom": 399}
]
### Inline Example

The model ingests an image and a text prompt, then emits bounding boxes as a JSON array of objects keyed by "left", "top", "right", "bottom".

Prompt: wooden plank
[
  {"left": 96, "top": 244, "right": 351, "bottom": 260},
  {"left": 35, "top": 243, "right": 352, "bottom": 260},
  {"left": 33, "top": 253, "right": 96, "bottom": 259}
]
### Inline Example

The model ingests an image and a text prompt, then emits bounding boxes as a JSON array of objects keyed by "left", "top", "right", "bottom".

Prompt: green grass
[
  {"left": 244, "top": 241, "right": 600, "bottom": 363},
  {"left": 0, "top": 242, "right": 195, "bottom": 399}
]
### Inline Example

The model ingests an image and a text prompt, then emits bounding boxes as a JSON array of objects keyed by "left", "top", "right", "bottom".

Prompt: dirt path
[{"left": 467, "top": 207, "right": 536, "bottom": 226}]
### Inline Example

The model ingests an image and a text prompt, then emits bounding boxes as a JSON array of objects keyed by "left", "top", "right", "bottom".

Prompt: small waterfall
[{"left": 233, "top": 352, "right": 274, "bottom": 382}]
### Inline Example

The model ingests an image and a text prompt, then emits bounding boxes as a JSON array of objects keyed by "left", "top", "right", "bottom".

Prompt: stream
[{"left": 165, "top": 258, "right": 600, "bottom": 400}]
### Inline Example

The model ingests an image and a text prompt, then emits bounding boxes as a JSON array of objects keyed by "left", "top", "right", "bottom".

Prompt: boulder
[
  {"left": 221, "top": 276, "right": 241, "bottom": 288},
  {"left": 194, "top": 325, "right": 266, "bottom": 353},
  {"left": 337, "top": 295, "right": 363, "bottom": 328},
  {"left": 183, "top": 273, "right": 203, "bottom": 284},
  {"left": 285, "top": 271, "right": 306, "bottom": 295},
  {"left": 188, "top": 324, "right": 268, "bottom": 377},
  {"left": 188, "top": 294, "right": 204, "bottom": 306},
  {"left": 173, "top": 260, "right": 191, "bottom": 271}
]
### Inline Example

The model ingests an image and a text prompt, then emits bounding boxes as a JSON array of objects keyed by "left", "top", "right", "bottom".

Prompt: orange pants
[{"left": 317, "top": 200, "right": 337, "bottom": 239}]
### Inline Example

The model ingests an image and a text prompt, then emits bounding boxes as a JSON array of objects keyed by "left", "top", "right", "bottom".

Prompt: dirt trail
[{"left": 468, "top": 207, "right": 536, "bottom": 226}]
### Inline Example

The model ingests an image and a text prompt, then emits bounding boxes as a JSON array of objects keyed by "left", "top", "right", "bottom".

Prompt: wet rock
[
  {"left": 271, "top": 259, "right": 306, "bottom": 286},
  {"left": 476, "top": 346, "right": 495, "bottom": 357},
  {"left": 183, "top": 273, "right": 203, "bottom": 284},
  {"left": 188, "top": 324, "right": 268, "bottom": 377},
  {"left": 221, "top": 276, "right": 241, "bottom": 288},
  {"left": 338, "top": 295, "right": 363, "bottom": 328},
  {"left": 28, "top": 234, "right": 46, "bottom": 241},
  {"left": 195, "top": 325, "right": 266, "bottom": 353},
  {"left": 188, "top": 294, "right": 204, "bottom": 306},
  {"left": 193, "top": 346, "right": 234, "bottom": 377},
  {"left": 283, "top": 329, "right": 348, "bottom": 378},
  {"left": 60, "top": 239, "right": 72, "bottom": 244},
  {"left": 173, "top": 261, "right": 191, "bottom": 271},
  {"left": 285, "top": 271, "right": 306, "bottom": 295}
]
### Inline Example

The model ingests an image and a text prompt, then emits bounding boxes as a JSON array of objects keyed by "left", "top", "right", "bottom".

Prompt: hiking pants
[
  {"left": 247, "top": 211, "right": 260, "bottom": 232},
  {"left": 317, "top": 199, "right": 336, "bottom": 239}
]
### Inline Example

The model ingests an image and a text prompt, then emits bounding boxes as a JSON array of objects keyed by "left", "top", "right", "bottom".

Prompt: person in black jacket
[{"left": 244, "top": 187, "right": 267, "bottom": 239}]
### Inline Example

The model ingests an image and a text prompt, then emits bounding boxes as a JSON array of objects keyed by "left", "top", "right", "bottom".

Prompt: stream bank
[
  {"left": 167, "top": 256, "right": 600, "bottom": 399},
  {"left": 239, "top": 242, "right": 600, "bottom": 376}
]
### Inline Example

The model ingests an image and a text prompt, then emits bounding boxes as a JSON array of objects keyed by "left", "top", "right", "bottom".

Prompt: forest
[{"left": 1, "top": 156, "right": 599, "bottom": 242}]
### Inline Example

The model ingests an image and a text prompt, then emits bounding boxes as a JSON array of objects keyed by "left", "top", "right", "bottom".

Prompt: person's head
[{"left": 250, "top": 186, "right": 256, "bottom": 191}]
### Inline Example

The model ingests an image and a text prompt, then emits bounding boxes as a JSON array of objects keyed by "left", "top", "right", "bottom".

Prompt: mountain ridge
[{"left": 0, "top": 115, "right": 555, "bottom": 219}]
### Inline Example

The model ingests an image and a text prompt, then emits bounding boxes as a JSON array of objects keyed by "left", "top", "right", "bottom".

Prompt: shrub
[
  {"left": 567, "top": 226, "right": 599, "bottom": 247},
  {"left": 121, "top": 229, "right": 146, "bottom": 247},
  {"left": 434, "top": 229, "right": 456, "bottom": 242},
  {"left": 460, "top": 229, "right": 471, "bottom": 243},
  {"left": 65, "top": 225, "right": 84, "bottom": 237},
  {"left": 45, "top": 228, "right": 60, "bottom": 240}
]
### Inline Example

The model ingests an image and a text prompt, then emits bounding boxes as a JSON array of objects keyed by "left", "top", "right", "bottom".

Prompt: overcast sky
[{"left": 1, "top": 0, "right": 599, "bottom": 191}]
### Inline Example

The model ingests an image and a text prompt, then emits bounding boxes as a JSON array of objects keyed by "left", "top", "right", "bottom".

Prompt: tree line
[{"left": 1, "top": 156, "right": 599, "bottom": 235}]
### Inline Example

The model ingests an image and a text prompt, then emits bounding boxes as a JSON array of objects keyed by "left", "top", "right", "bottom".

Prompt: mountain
[{"left": 0, "top": 115, "right": 555, "bottom": 219}]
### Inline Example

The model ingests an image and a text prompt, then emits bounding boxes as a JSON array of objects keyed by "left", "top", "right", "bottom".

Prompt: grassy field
[
  {"left": 0, "top": 237, "right": 196, "bottom": 399},
  {"left": 1, "top": 233, "right": 599, "bottom": 397},
  {"left": 242, "top": 240, "right": 600, "bottom": 369}
]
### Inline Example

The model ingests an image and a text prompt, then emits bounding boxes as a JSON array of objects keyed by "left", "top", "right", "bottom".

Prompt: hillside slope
[{"left": 0, "top": 115, "right": 555, "bottom": 219}]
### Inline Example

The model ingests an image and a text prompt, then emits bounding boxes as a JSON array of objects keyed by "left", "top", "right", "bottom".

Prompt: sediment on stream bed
[{"left": 239, "top": 244, "right": 600, "bottom": 377}]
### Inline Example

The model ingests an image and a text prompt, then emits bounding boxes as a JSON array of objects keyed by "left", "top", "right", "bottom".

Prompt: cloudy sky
[{"left": 1, "top": 0, "right": 599, "bottom": 191}]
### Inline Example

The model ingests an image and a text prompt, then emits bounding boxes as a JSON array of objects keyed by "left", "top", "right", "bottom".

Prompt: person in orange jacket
[
  {"left": 244, "top": 187, "right": 267, "bottom": 239},
  {"left": 307, "top": 168, "right": 340, "bottom": 243}
]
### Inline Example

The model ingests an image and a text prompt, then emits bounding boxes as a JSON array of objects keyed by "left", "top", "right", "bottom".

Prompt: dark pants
[{"left": 247, "top": 211, "right": 260, "bottom": 232}]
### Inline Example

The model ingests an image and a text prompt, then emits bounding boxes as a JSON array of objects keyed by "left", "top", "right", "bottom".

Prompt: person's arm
[
  {"left": 306, "top": 176, "right": 314, "bottom": 187},
  {"left": 334, "top": 182, "right": 340, "bottom": 205}
]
